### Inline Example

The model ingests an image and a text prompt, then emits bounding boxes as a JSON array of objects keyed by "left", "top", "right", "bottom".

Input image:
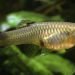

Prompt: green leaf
[
  {"left": 33, "top": 54, "right": 75, "bottom": 75},
  {"left": 6, "top": 11, "right": 50, "bottom": 27}
]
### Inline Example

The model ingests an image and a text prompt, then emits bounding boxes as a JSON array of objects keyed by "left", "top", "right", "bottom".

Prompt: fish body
[{"left": 0, "top": 22, "right": 75, "bottom": 51}]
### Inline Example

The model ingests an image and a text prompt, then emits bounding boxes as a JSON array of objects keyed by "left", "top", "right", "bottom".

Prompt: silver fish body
[{"left": 0, "top": 22, "right": 75, "bottom": 51}]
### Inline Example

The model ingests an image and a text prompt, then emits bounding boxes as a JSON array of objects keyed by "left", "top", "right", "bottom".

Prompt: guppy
[{"left": 0, "top": 22, "right": 75, "bottom": 51}]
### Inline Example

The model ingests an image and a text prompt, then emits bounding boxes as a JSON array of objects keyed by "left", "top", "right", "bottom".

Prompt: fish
[{"left": 0, "top": 21, "right": 75, "bottom": 51}]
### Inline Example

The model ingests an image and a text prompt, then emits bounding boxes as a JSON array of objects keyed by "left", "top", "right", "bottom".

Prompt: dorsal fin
[{"left": 17, "top": 20, "right": 35, "bottom": 28}]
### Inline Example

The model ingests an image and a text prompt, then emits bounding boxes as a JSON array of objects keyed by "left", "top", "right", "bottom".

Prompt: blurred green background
[{"left": 0, "top": 0, "right": 75, "bottom": 75}]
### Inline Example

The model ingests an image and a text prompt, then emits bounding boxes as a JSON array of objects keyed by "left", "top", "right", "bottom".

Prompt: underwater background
[{"left": 0, "top": 0, "right": 75, "bottom": 75}]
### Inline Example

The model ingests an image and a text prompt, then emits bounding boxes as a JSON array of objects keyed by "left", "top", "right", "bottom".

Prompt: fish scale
[{"left": 0, "top": 22, "right": 75, "bottom": 51}]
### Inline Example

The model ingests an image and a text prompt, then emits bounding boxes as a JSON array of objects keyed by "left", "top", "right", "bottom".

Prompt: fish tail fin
[{"left": 0, "top": 32, "right": 7, "bottom": 46}]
